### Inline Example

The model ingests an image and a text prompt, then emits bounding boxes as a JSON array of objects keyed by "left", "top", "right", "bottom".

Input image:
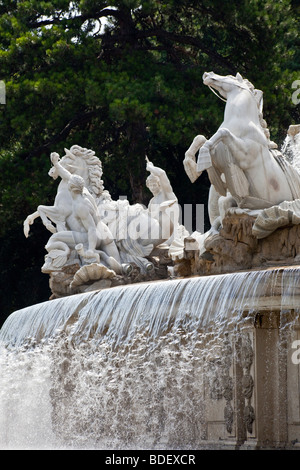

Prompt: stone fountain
[{"left": 1, "top": 71, "right": 300, "bottom": 450}]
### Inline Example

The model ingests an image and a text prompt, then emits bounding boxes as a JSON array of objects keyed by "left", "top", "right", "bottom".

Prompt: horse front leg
[
  {"left": 200, "top": 128, "right": 251, "bottom": 201},
  {"left": 197, "top": 128, "right": 230, "bottom": 172},
  {"left": 37, "top": 205, "right": 59, "bottom": 234},
  {"left": 184, "top": 134, "right": 207, "bottom": 182},
  {"left": 23, "top": 211, "right": 39, "bottom": 238},
  {"left": 198, "top": 127, "right": 248, "bottom": 170}
]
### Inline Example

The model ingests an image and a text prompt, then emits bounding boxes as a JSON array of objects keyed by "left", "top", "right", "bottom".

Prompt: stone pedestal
[
  {"left": 175, "top": 213, "right": 300, "bottom": 277},
  {"left": 200, "top": 307, "right": 300, "bottom": 449},
  {"left": 170, "top": 215, "right": 300, "bottom": 448}
]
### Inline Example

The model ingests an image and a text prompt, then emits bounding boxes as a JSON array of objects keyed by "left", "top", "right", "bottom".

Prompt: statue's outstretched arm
[
  {"left": 146, "top": 160, "right": 176, "bottom": 199},
  {"left": 50, "top": 152, "right": 72, "bottom": 181}
]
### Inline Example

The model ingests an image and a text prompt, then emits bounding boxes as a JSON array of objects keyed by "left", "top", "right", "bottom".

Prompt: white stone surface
[
  {"left": 184, "top": 71, "right": 300, "bottom": 242},
  {"left": 24, "top": 145, "right": 188, "bottom": 290}
]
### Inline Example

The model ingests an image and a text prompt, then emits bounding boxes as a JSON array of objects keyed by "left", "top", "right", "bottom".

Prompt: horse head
[{"left": 203, "top": 71, "right": 263, "bottom": 112}]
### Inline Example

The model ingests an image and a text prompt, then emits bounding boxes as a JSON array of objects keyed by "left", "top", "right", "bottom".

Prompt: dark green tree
[{"left": 0, "top": 0, "right": 299, "bottom": 324}]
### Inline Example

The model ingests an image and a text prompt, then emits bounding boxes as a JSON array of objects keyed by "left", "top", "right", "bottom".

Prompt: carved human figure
[
  {"left": 43, "top": 152, "right": 124, "bottom": 274},
  {"left": 146, "top": 158, "right": 179, "bottom": 244},
  {"left": 24, "top": 145, "right": 106, "bottom": 238}
]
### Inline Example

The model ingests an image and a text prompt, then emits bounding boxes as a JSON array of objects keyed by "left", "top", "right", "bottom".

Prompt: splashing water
[
  {"left": 0, "top": 268, "right": 299, "bottom": 449},
  {"left": 0, "top": 269, "right": 287, "bottom": 349},
  {"left": 281, "top": 132, "right": 300, "bottom": 171}
]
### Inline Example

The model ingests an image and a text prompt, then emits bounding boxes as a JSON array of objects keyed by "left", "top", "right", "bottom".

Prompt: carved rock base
[
  {"left": 48, "top": 247, "right": 173, "bottom": 299},
  {"left": 175, "top": 213, "right": 300, "bottom": 277}
]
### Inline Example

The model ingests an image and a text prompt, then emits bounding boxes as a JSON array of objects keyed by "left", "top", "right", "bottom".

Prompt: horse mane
[
  {"left": 240, "top": 77, "right": 273, "bottom": 146},
  {"left": 64, "top": 145, "right": 105, "bottom": 198}
]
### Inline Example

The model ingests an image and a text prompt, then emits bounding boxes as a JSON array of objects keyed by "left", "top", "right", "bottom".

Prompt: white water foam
[
  {"left": 0, "top": 269, "right": 299, "bottom": 449},
  {"left": 281, "top": 132, "right": 300, "bottom": 171},
  {"left": 0, "top": 269, "right": 288, "bottom": 349}
]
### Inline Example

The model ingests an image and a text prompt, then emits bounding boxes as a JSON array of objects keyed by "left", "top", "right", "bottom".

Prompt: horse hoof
[{"left": 199, "top": 146, "right": 210, "bottom": 157}]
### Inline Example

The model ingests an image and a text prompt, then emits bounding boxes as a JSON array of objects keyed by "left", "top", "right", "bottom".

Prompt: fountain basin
[{"left": 0, "top": 267, "right": 300, "bottom": 449}]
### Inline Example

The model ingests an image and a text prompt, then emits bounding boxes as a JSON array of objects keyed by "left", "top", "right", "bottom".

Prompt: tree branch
[
  {"left": 30, "top": 110, "right": 98, "bottom": 157},
  {"left": 101, "top": 27, "right": 235, "bottom": 71},
  {"left": 27, "top": 7, "right": 122, "bottom": 29},
  {"left": 27, "top": 6, "right": 234, "bottom": 70}
]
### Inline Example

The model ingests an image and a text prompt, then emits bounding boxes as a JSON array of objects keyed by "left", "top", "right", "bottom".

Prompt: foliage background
[{"left": 0, "top": 0, "right": 299, "bottom": 326}]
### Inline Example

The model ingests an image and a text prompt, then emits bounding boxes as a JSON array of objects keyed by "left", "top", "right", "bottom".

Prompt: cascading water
[
  {"left": 281, "top": 131, "right": 300, "bottom": 171},
  {"left": 1, "top": 267, "right": 299, "bottom": 450}
]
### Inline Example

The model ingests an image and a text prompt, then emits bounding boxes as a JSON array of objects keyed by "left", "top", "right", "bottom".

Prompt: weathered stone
[{"left": 177, "top": 213, "right": 300, "bottom": 276}]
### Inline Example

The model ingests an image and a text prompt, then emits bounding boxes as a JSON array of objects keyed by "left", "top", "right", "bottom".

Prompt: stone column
[{"left": 253, "top": 312, "right": 288, "bottom": 448}]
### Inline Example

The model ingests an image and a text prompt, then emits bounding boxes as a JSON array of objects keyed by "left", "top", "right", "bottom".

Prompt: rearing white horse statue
[
  {"left": 24, "top": 146, "right": 95, "bottom": 237},
  {"left": 184, "top": 71, "right": 300, "bottom": 227}
]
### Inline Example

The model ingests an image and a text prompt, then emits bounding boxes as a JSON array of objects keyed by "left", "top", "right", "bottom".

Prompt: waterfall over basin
[
  {"left": 0, "top": 269, "right": 289, "bottom": 347},
  {"left": 1, "top": 267, "right": 300, "bottom": 450},
  {"left": 1, "top": 268, "right": 299, "bottom": 349}
]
